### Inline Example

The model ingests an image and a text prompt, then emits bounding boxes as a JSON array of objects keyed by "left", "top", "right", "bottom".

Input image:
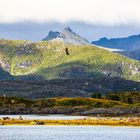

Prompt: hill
[
  {"left": 0, "top": 78, "right": 140, "bottom": 99},
  {"left": 0, "top": 39, "right": 140, "bottom": 82},
  {"left": 0, "top": 95, "right": 139, "bottom": 116},
  {"left": 92, "top": 34, "right": 140, "bottom": 51}
]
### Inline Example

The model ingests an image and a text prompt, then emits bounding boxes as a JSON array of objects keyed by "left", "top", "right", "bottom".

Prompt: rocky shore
[{"left": 0, "top": 106, "right": 140, "bottom": 117}]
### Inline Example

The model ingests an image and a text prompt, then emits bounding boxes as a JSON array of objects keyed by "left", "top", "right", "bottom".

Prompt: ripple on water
[{"left": 0, "top": 126, "right": 140, "bottom": 140}]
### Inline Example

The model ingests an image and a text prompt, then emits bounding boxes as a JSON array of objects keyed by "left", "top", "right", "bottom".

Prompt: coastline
[{"left": 0, "top": 117, "right": 140, "bottom": 127}]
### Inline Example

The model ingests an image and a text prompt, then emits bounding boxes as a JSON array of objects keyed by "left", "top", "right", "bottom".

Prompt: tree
[
  {"left": 106, "top": 94, "right": 120, "bottom": 101},
  {"left": 91, "top": 93, "right": 101, "bottom": 99}
]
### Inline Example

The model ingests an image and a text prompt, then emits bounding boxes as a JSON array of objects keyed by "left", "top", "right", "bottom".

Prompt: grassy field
[{"left": 0, "top": 117, "right": 140, "bottom": 126}]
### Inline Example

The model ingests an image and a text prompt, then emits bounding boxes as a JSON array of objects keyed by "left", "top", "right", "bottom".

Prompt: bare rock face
[
  {"left": 42, "top": 31, "right": 60, "bottom": 41},
  {"left": 42, "top": 27, "right": 89, "bottom": 45},
  {"left": 81, "top": 107, "right": 140, "bottom": 115}
]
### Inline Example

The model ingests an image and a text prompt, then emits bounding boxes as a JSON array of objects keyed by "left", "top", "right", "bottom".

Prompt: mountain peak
[
  {"left": 63, "top": 27, "right": 73, "bottom": 32},
  {"left": 42, "top": 27, "right": 89, "bottom": 45},
  {"left": 42, "top": 31, "right": 60, "bottom": 41},
  {"left": 99, "top": 37, "right": 108, "bottom": 41}
]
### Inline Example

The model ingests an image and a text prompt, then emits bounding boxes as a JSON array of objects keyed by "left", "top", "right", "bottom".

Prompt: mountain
[
  {"left": 119, "top": 48, "right": 140, "bottom": 60},
  {"left": 92, "top": 34, "right": 140, "bottom": 51},
  {"left": 43, "top": 31, "right": 60, "bottom": 41},
  {"left": 0, "top": 39, "right": 140, "bottom": 82},
  {"left": 42, "top": 27, "right": 89, "bottom": 45},
  {"left": 95, "top": 45, "right": 123, "bottom": 52},
  {"left": 0, "top": 67, "right": 13, "bottom": 80}
]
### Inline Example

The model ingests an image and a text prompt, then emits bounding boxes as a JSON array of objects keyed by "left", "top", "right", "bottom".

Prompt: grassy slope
[
  {"left": 0, "top": 39, "right": 140, "bottom": 81},
  {"left": 0, "top": 96, "right": 129, "bottom": 108}
]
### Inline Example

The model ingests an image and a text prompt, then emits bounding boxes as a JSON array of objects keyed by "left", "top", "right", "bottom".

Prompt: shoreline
[{"left": 0, "top": 117, "right": 140, "bottom": 127}]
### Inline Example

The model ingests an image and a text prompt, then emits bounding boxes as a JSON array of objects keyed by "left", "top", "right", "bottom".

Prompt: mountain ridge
[
  {"left": 92, "top": 34, "right": 140, "bottom": 51},
  {"left": 119, "top": 48, "right": 140, "bottom": 60},
  {"left": 43, "top": 27, "right": 89, "bottom": 45}
]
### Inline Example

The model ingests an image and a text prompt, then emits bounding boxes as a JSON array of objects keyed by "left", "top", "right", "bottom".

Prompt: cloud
[{"left": 0, "top": 0, "right": 140, "bottom": 25}]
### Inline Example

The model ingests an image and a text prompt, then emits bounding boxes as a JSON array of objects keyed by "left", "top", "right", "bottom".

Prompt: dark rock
[{"left": 36, "top": 121, "right": 44, "bottom": 125}]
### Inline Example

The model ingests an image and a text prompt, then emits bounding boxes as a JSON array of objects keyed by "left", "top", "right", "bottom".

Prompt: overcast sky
[{"left": 0, "top": 0, "right": 140, "bottom": 41}]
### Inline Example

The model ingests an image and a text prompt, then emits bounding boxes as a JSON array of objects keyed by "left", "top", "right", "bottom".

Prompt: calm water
[
  {"left": 0, "top": 115, "right": 88, "bottom": 120},
  {"left": 0, "top": 126, "right": 140, "bottom": 140}
]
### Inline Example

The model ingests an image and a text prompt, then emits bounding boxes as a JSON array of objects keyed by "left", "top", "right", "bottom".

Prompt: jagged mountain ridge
[
  {"left": 92, "top": 34, "right": 140, "bottom": 51},
  {"left": 43, "top": 27, "right": 89, "bottom": 45}
]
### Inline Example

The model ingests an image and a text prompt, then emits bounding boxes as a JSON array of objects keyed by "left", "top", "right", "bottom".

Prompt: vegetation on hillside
[
  {"left": 0, "top": 96, "right": 128, "bottom": 108},
  {"left": 91, "top": 91, "right": 140, "bottom": 106},
  {"left": 0, "top": 39, "right": 140, "bottom": 81},
  {"left": 0, "top": 79, "right": 140, "bottom": 98},
  {"left": 0, "top": 94, "right": 139, "bottom": 116},
  {"left": 105, "top": 91, "right": 140, "bottom": 104}
]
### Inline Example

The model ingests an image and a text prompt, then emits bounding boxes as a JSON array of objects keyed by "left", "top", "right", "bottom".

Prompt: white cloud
[{"left": 0, "top": 0, "right": 140, "bottom": 25}]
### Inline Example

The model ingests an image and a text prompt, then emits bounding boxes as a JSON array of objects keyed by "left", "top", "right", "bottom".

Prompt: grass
[
  {"left": 55, "top": 97, "right": 128, "bottom": 107},
  {"left": 0, "top": 39, "right": 140, "bottom": 81},
  {"left": 0, "top": 96, "right": 140, "bottom": 126},
  {"left": 0, "top": 117, "right": 140, "bottom": 126},
  {"left": 0, "top": 96, "right": 128, "bottom": 108}
]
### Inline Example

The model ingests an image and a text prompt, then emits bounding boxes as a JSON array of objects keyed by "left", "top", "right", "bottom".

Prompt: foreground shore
[{"left": 0, "top": 117, "right": 140, "bottom": 126}]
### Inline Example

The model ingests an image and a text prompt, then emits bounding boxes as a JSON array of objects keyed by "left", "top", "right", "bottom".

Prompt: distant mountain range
[
  {"left": 119, "top": 48, "right": 140, "bottom": 60},
  {"left": 43, "top": 27, "right": 89, "bottom": 45},
  {"left": 92, "top": 34, "right": 140, "bottom": 51},
  {"left": 43, "top": 27, "right": 140, "bottom": 60}
]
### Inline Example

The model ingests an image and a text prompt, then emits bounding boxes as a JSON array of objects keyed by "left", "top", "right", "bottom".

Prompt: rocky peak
[
  {"left": 42, "top": 27, "right": 89, "bottom": 45},
  {"left": 42, "top": 31, "right": 60, "bottom": 41},
  {"left": 63, "top": 27, "right": 73, "bottom": 32}
]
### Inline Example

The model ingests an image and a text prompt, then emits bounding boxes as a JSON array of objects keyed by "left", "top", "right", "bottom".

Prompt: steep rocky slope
[{"left": 43, "top": 27, "right": 89, "bottom": 45}]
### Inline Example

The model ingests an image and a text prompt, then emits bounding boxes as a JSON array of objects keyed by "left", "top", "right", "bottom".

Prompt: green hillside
[
  {"left": 0, "top": 39, "right": 140, "bottom": 81},
  {"left": 0, "top": 95, "right": 140, "bottom": 116}
]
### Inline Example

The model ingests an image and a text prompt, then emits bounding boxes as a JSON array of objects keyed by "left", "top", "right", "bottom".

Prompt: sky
[{"left": 0, "top": 0, "right": 140, "bottom": 41}]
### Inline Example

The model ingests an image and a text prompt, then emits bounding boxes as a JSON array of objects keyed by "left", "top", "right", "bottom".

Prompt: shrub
[
  {"left": 91, "top": 93, "right": 101, "bottom": 99},
  {"left": 106, "top": 94, "right": 120, "bottom": 101}
]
